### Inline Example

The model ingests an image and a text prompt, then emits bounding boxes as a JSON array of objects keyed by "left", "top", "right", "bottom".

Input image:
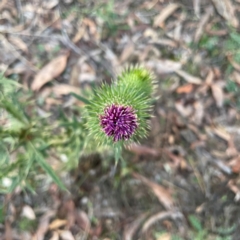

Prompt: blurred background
[{"left": 1, "top": 0, "right": 240, "bottom": 239}]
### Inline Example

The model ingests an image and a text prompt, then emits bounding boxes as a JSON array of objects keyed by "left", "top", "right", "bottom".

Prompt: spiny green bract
[{"left": 84, "top": 66, "right": 155, "bottom": 147}]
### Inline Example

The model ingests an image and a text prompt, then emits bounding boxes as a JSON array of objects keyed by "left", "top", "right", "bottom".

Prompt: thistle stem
[{"left": 110, "top": 142, "right": 123, "bottom": 177}]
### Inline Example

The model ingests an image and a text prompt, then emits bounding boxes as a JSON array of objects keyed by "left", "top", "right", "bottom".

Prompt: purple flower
[{"left": 100, "top": 104, "right": 138, "bottom": 142}]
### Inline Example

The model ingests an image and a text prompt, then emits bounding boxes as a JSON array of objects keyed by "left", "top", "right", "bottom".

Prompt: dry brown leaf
[
  {"left": 157, "top": 233, "right": 171, "bottom": 240},
  {"left": 42, "top": 0, "right": 59, "bottom": 9},
  {"left": 49, "top": 219, "right": 67, "bottom": 230},
  {"left": 58, "top": 199, "right": 75, "bottom": 217},
  {"left": 45, "top": 98, "right": 62, "bottom": 107},
  {"left": 228, "top": 155, "right": 240, "bottom": 173},
  {"left": 123, "top": 213, "right": 147, "bottom": 240},
  {"left": 189, "top": 124, "right": 207, "bottom": 141},
  {"left": 127, "top": 144, "right": 159, "bottom": 156},
  {"left": 172, "top": 21, "right": 183, "bottom": 41},
  {"left": 8, "top": 36, "right": 28, "bottom": 53},
  {"left": 226, "top": 137, "right": 238, "bottom": 157},
  {"left": 151, "top": 38, "right": 177, "bottom": 48},
  {"left": 79, "top": 73, "right": 96, "bottom": 82},
  {"left": 211, "top": 0, "right": 238, "bottom": 28},
  {"left": 120, "top": 41, "right": 135, "bottom": 63},
  {"left": 228, "top": 56, "right": 240, "bottom": 71},
  {"left": 49, "top": 231, "right": 59, "bottom": 240},
  {"left": 192, "top": 101, "right": 204, "bottom": 125},
  {"left": 212, "top": 126, "right": 231, "bottom": 141},
  {"left": 154, "top": 3, "right": 180, "bottom": 28},
  {"left": 75, "top": 210, "right": 90, "bottom": 232},
  {"left": 232, "top": 71, "right": 240, "bottom": 84},
  {"left": 33, "top": 211, "right": 56, "bottom": 240},
  {"left": 206, "top": 25, "right": 228, "bottom": 36},
  {"left": 146, "top": 59, "right": 181, "bottom": 74},
  {"left": 141, "top": 211, "right": 181, "bottom": 233},
  {"left": 1, "top": 34, "right": 37, "bottom": 71},
  {"left": 193, "top": 0, "right": 200, "bottom": 17},
  {"left": 83, "top": 18, "right": 97, "bottom": 35},
  {"left": 176, "top": 84, "right": 193, "bottom": 94},
  {"left": 205, "top": 69, "right": 214, "bottom": 86},
  {"left": 63, "top": 201, "right": 75, "bottom": 230},
  {"left": 211, "top": 127, "right": 238, "bottom": 157},
  {"left": 175, "top": 101, "right": 193, "bottom": 117},
  {"left": 69, "top": 61, "right": 81, "bottom": 87},
  {"left": 90, "top": 222, "right": 102, "bottom": 238},
  {"left": 194, "top": 7, "right": 213, "bottom": 42},
  {"left": 5, "top": 63, "right": 27, "bottom": 76},
  {"left": 31, "top": 53, "right": 69, "bottom": 91},
  {"left": 59, "top": 230, "right": 75, "bottom": 240},
  {"left": 211, "top": 83, "right": 224, "bottom": 108},
  {"left": 20, "top": 232, "right": 32, "bottom": 240},
  {"left": 228, "top": 180, "right": 240, "bottom": 201},
  {"left": 21, "top": 205, "right": 36, "bottom": 220},
  {"left": 4, "top": 221, "right": 13, "bottom": 240},
  {"left": 0, "top": 0, "right": 8, "bottom": 11},
  {"left": 141, "top": 0, "right": 159, "bottom": 9},
  {"left": 175, "top": 70, "right": 202, "bottom": 84},
  {"left": 133, "top": 173, "right": 175, "bottom": 210},
  {"left": 50, "top": 84, "right": 80, "bottom": 96},
  {"left": 72, "top": 25, "right": 86, "bottom": 43},
  {"left": 104, "top": 47, "right": 120, "bottom": 74},
  {"left": 144, "top": 28, "right": 158, "bottom": 41}
]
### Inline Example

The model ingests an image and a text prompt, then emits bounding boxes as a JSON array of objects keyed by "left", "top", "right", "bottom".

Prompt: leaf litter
[{"left": 2, "top": 0, "right": 240, "bottom": 239}]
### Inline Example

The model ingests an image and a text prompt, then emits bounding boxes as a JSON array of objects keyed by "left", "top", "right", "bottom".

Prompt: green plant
[
  {"left": 83, "top": 66, "right": 155, "bottom": 164},
  {"left": 95, "top": 0, "right": 129, "bottom": 37},
  {"left": 0, "top": 66, "right": 155, "bottom": 192},
  {"left": 18, "top": 217, "right": 37, "bottom": 232},
  {"left": 224, "top": 32, "right": 240, "bottom": 59},
  {"left": 0, "top": 75, "right": 66, "bottom": 192},
  {"left": 187, "top": 215, "right": 233, "bottom": 240},
  {"left": 225, "top": 80, "right": 240, "bottom": 109}
]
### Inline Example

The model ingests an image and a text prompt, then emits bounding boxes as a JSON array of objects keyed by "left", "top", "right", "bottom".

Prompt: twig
[{"left": 14, "top": 0, "right": 23, "bottom": 23}]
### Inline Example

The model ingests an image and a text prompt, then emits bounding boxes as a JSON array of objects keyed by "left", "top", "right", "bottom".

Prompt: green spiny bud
[{"left": 117, "top": 65, "right": 155, "bottom": 98}]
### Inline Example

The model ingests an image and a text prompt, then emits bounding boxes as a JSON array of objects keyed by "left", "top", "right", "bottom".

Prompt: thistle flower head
[
  {"left": 84, "top": 66, "right": 155, "bottom": 147},
  {"left": 100, "top": 104, "right": 138, "bottom": 142}
]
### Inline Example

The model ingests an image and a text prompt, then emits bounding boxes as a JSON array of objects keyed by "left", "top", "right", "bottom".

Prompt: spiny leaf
[{"left": 0, "top": 98, "right": 29, "bottom": 125}]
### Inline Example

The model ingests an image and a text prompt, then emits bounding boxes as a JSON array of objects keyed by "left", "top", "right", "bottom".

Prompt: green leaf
[
  {"left": 230, "top": 32, "right": 240, "bottom": 44},
  {"left": 0, "top": 144, "right": 9, "bottom": 164},
  {"left": 188, "top": 215, "right": 202, "bottom": 232},
  {"left": 0, "top": 77, "right": 21, "bottom": 86},
  {"left": 226, "top": 80, "right": 238, "bottom": 93},
  {"left": 70, "top": 92, "right": 90, "bottom": 104},
  {"left": 0, "top": 206, "right": 4, "bottom": 223},
  {"left": 172, "top": 235, "right": 184, "bottom": 240},
  {"left": 0, "top": 98, "right": 29, "bottom": 125},
  {"left": 29, "top": 143, "right": 66, "bottom": 191},
  {"left": 8, "top": 176, "right": 21, "bottom": 192}
]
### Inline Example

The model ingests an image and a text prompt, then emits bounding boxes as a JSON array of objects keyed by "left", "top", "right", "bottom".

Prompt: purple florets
[{"left": 100, "top": 104, "right": 138, "bottom": 142}]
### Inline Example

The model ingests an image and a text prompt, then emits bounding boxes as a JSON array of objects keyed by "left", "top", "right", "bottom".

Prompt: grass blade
[
  {"left": 29, "top": 143, "right": 66, "bottom": 191},
  {"left": 70, "top": 92, "right": 90, "bottom": 104}
]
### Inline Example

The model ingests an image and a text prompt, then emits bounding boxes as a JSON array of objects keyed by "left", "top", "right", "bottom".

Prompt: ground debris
[{"left": 1, "top": 0, "right": 240, "bottom": 239}]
